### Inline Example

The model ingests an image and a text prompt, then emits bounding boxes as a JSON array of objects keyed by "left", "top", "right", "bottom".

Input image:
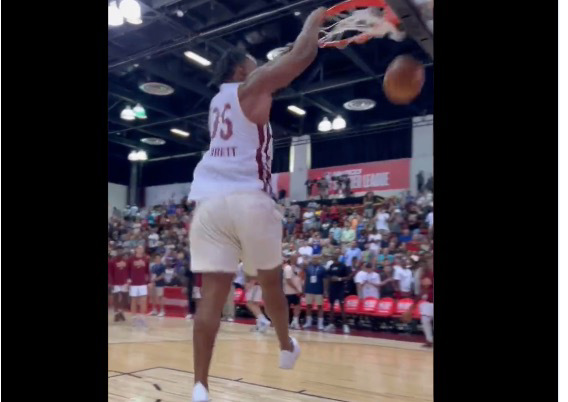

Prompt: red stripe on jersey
[
  {"left": 264, "top": 124, "right": 273, "bottom": 195},
  {"left": 256, "top": 125, "right": 267, "bottom": 192}
]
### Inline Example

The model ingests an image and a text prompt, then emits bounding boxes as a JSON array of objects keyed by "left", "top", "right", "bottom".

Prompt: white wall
[
  {"left": 410, "top": 115, "right": 433, "bottom": 195},
  {"left": 108, "top": 182, "right": 128, "bottom": 218},
  {"left": 289, "top": 135, "right": 310, "bottom": 201},
  {"left": 145, "top": 182, "right": 192, "bottom": 207}
]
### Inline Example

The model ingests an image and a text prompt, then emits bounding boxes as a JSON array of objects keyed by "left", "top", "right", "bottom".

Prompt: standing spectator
[
  {"left": 329, "top": 202, "right": 340, "bottom": 223},
  {"left": 182, "top": 260, "right": 194, "bottom": 320},
  {"left": 403, "top": 254, "right": 434, "bottom": 347},
  {"left": 324, "top": 252, "right": 351, "bottom": 334},
  {"left": 356, "top": 228, "right": 367, "bottom": 251},
  {"left": 320, "top": 219, "right": 331, "bottom": 240},
  {"left": 302, "top": 256, "right": 327, "bottom": 330},
  {"left": 375, "top": 207, "right": 390, "bottom": 233},
  {"left": 378, "top": 263, "right": 396, "bottom": 298},
  {"left": 149, "top": 254, "right": 166, "bottom": 317},
  {"left": 283, "top": 256, "right": 303, "bottom": 330},
  {"left": 354, "top": 263, "right": 381, "bottom": 299},
  {"left": 398, "top": 228, "right": 413, "bottom": 245},
  {"left": 285, "top": 217, "right": 296, "bottom": 241},
  {"left": 317, "top": 177, "right": 329, "bottom": 199},
  {"left": 128, "top": 246, "right": 150, "bottom": 327},
  {"left": 340, "top": 222, "right": 356, "bottom": 246},
  {"left": 310, "top": 232, "right": 322, "bottom": 255},
  {"left": 367, "top": 228, "right": 382, "bottom": 253},
  {"left": 109, "top": 247, "right": 129, "bottom": 322},
  {"left": 344, "top": 242, "right": 362, "bottom": 268},
  {"left": 393, "top": 260, "right": 413, "bottom": 298}
]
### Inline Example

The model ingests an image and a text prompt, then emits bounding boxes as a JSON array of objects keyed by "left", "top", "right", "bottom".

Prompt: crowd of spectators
[{"left": 108, "top": 187, "right": 434, "bottom": 333}]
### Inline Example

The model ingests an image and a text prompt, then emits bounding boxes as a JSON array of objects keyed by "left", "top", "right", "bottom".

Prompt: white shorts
[
  {"left": 419, "top": 301, "right": 433, "bottom": 317},
  {"left": 190, "top": 191, "right": 283, "bottom": 276},
  {"left": 246, "top": 285, "right": 263, "bottom": 303},
  {"left": 154, "top": 286, "right": 164, "bottom": 297},
  {"left": 192, "top": 286, "right": 202, "bottom": 300},
  {"left": 112, "top": 285, "right": 128, "bottom": 294},
  {"left": 129, "top": 285, "right": 148, "bottom": 297}
]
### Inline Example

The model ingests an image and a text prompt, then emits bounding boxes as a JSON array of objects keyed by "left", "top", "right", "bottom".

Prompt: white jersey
[{"left": 189, "top": 83, "right": 273, "bottom": 201}]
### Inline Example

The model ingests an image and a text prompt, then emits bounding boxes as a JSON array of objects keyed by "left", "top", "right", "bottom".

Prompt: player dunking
[{"left": 187, "top": 7, "right": 327, "bottom": 401}]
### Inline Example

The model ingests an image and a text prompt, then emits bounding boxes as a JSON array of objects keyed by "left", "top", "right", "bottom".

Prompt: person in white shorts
[
  {"left": 187, "top": 8, "right": 326, "bottom": 401},
  {"left": 244, "top": 277, "right": 271, "bottom": 332}
]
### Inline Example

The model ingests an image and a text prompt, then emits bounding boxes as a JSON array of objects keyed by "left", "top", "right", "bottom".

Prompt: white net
[{"left": 319, "top": 7, "right": 405, "bottom": 47}]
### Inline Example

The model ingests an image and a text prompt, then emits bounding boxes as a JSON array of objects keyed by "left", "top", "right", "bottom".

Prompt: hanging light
[
  {"left": 136, "top": 150, "right": 148, "bottom": 161},
  {"left": 108, "top": 1, "right": 124, "bottom": 26},
  {"left": 128, "top": 150, "right": 147, "bottom": 161},
  {"left": 318, "top": 117, "right": 332, "bottom": 132},
  {"left": 120, "top": 105, "right": 136, "bottom": 121},
  {"left": 132, "top": 103, "right": 147, "bottom": 119},
  {"left": 126, "top": 17, "right": 143, "bottom": 25},
  {"left": 128, "top": 150, "right": 139, "bottom": 161},
  {"left": 119, "top": 0, "right": 141, "bottom": 21},
  {"left": 332, "top": 115, "right": 346, "bottom": 130}
]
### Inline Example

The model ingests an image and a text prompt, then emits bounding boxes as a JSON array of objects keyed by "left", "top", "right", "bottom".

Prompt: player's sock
[
  {"left": 258, "top": 313, "right": 269, "bottom": 325},
  {"left": 317, "top": 317, "right": 324, "bottom": 330},
  {"left": 292, "top": 317, "right": 299, "bottom": 326}
]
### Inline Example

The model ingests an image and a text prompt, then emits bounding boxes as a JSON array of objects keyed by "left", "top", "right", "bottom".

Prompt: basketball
[{"left": 383, "top": 55, "right": 425, "bottom": 105}]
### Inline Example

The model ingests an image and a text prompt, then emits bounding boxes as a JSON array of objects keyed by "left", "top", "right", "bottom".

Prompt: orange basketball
[{"left": 383, "top": 55, "right": 425, "bottom": 105}]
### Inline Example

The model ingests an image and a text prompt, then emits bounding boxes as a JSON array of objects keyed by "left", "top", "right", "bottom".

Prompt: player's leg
[
  {"left": 120, "top": 290, "right": 128, "bottom": 321},
  {"left": 193, "top": 272, "right": 234, "bottom": 389},
  {"left": 112, "top": 287, "right": 121, "bottom": 321},
  {"left": 257, "top": 267, "right": 293, "bottom": 350},
  {"left": 420, "top": 301, "right": 434, "bottom": 347},
  {"left": 303, "top": 295, "right": 313, "bottom": 328},
  {"left": 325, "top": 295, "right": 337, "bottom": 331},
  {"left": 157, "top": 287, "right": 165, "bottom": 316},
  {"left": 316, "top": 296, "right": 324, "bottom": 330}
]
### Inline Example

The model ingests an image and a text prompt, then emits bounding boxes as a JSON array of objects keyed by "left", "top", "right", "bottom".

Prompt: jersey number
[{"left": 211, "top": 104, "right": 233, "bottom": 140}]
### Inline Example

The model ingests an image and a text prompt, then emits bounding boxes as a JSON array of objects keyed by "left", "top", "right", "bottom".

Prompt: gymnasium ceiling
[{"left": 108, "top": 0, "right": 434, "bottom": 160}]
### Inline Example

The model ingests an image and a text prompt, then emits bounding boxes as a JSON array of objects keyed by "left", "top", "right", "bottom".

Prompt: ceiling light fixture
[
  {"left": 139, "top": 82, "right": 175, "bottom": 96},
  {"left": 318, "top": 117, "right": 332, "bottom": 132},
  {"left": 141, "top": 138, "right": 165, "bottom": 145},
  {"left": 184, "top": 51, "right": 212, "bottom": 67},
  {"left": 132, "top": 103, "right": 147, "bottom": 119},
  {"left": 287, "top": 105, "right": 306, "bottom": 116},
  {"left": 125, "top": 17, "right": 143, "bottom": 25},
  {"left": 120, "top": 105, "right": 136, "bottom": 121},
  {"left": 332, "top": 115, "right": 346, "bottom": 130},
  {"left": 108, "top": 1, "right": 124, "bottom": 26},
  {"left": 118, "top": 0, "right": 141, "bottom": 21},
  {"left": 343, "top": 98, "right": 376, "bottom": 111},
  {"left": 170, "top": 128, "right": 190, "bottom": 137},
  {"left": 294, "top": 11, "right": 301, "bottom": 16},
  {"left": 128, "top": 150, "right": 147, "bottom": 161}
]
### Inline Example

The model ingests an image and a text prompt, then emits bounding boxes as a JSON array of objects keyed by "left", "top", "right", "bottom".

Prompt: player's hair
[{"left": 212, "top": 48, "right": 249, "bottom": 85}]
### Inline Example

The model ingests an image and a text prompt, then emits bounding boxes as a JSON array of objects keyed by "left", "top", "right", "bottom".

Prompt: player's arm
[{"left": 244, "top": 7, "right": 324, "bottom": 93}]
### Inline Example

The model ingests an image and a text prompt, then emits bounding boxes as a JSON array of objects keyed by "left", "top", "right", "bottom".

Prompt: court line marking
[
  {"left": 128, "top": 366, "right": 349, "bottom": 402},
  {"left": 108, "top": 337, "right": 432, "bottom": 352}
]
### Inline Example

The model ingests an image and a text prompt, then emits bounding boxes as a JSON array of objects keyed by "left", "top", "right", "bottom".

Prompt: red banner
[{"left": 309, "top": 159, "right": 410, "bottom": 195}]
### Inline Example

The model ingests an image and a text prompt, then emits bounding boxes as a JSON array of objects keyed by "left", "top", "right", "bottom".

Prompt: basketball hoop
[{"left": 319, "top": 0, "right": 404, "bottom": 49}]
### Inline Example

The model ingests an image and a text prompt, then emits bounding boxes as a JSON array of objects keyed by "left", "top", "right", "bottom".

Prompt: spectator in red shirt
[
  {"left": 128, "top": 246, "right": 150, "bottom": 327},
  {"left": 329, "top": 203, "right": 340, "bottom": 223},
  {"left": 110, "top": 247, "right": 130, "bottom": 322}
]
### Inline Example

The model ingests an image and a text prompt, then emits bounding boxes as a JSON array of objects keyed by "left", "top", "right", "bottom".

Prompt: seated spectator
[
  {"left": 298, "top": 240, "right": 314, "bottom": 260},
  {"left": 329, "top": 202, "right": 340, "bottom": 223},
  {"left": 344, "top": 241, "right": 362, "bottom": 268},
  {"left": 311, "top": 232, "right": 323, "bottom": 255},
  {"left": 363, "top": 192, "right": 376, "bottom": 219},
  {"left": 354, "top": 263, "right": 381, "bottom": 299},
  {"left": 398, "top": 228, "right": 413, "bottom": 245},
  {"left": 389, "top": 208, "right": 404, "bottom": 235},
  {"left": 320, "top": 219, "right": 331, "bottom": 240},
  {"left": 329, "top": 222, "right": 342, "bottom": 246},
  {"left": 340, "top": 222, "right": 356, "bottom": 246},
  {"left": 368, "top": 228, "right": 382, "bottom": 253},
  {"left": 356, "top": 229, "right": 367, "bottom": 251},
  {"left": 374, "top": 207, "right": 390, "bottom": 233}
]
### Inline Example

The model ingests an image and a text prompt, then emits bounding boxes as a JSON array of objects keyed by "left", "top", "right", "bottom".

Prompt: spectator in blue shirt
[
  {"left": 303, "top": 256, "right": 327, "bottom": 331},
  {"left": 398, "top": 228, "right": 413, "bottom": 245},
  {"left": 344, "top": 242, "right": 362, "bottom": 268},
  {"left": 150, "top": 254, "right": 166, "bottom": 317},
  {"left": 329, "top": 222, "right": 343, "bottom": 246}
]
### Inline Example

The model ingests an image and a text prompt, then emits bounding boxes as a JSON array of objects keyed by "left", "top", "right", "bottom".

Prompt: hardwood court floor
[{"left": 108, "top": 312, "right": 433, "bottom": 402}]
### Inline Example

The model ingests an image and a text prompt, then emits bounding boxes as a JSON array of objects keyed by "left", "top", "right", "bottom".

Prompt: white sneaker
[
  {"left": 185, "top": 314, "right": 192, "bottom": 320},
  {"left": 343, "top": 324, "right": 350, "bottom": 334},
  {"left": 158, "top": 311, "right": 165, "bottom": 317},
  {"left": 257, "top": 320, "right": 270, "bottom": 333},
  {"left": 227, "top": 317, "right": 234, "bottom": 322},
  {"left": 290, "top": 322, "right": 300, "bottom": 330},
  {"left": 302, "top": 319, "right": 313, "bottom": 329},
  {"left": 192, "top": 382, "right": 210, "bottom": 402},
  {"left": 279, "top": 337, "right": 301, "bottom": 370},
  {"left": 149, "top": 310, "right": 157, "bottom": 316},
  {"left": 324, "top": 323, "right": 335, "bottom": 332},
  {"left": 317, "top": 320, "right": 325, "bottom": 331}
]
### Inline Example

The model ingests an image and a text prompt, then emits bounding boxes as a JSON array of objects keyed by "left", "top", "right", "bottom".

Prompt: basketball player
[
  {"left": 402, "top": 254, "right": 434, "bottom": 347},
  {"left": 244, "top": 275, "right": 271, "bottom": 333},
  {"left": 187, "top": 7, "right": 327, "bottom": 401},
  {"left": 109, "top": 247, "right": 129, "bottom": 322},
  {"left": 127, "top": 246, "right": 150, "bottom": 327}
]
